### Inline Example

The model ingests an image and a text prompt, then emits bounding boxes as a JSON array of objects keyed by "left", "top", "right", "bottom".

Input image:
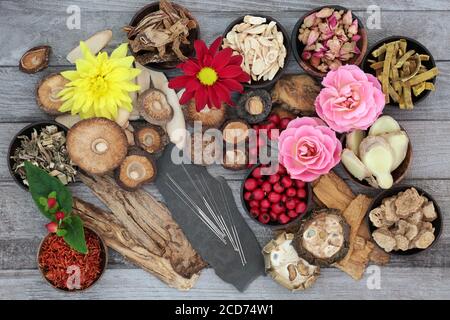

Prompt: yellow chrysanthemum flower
[{"left": 58, "top": 42, "right": 141, "bottom": 120}]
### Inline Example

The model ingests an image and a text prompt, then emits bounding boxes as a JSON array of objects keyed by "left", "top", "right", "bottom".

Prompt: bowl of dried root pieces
[
  {"left": 8, "top": 121, "right": 77, "bottom": 191},
  {"left": 362, "top": 36, "right": 438, "bottom": 109},
  {"left": 367, "top": 185, "right": 442, "bottom": 255},
  {"left": 125, "top": 0, "right": 199, "bottom": 71}
]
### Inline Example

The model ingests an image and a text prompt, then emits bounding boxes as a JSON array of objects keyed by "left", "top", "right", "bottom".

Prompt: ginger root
[
  {"left": 368, "top": 115, "right": 401, "bottom": 136},
  {"left": 381, "top": 131, "right": 409, "bottom": 171},
  {"left": 360, "top": 137, "right": 395, "bottom": 189},
  {"left": 341, "top": 149, "right": 372, "bottom": 181},
  {"left": 346, "top": 130, "right": 365, "bottom": 157}
]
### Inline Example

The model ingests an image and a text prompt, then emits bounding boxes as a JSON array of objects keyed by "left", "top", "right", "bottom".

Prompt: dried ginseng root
[{"left": 19, "top": 46, "right": 51, "bottom": 74}]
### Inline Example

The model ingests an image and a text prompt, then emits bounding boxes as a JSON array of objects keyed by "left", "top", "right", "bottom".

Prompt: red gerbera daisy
[{"left": 168, "top": 37, "right": 250, "bottom": 112}]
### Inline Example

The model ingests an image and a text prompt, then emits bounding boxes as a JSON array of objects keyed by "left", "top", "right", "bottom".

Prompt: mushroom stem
[{"left": 91, "top": 138, "right": 109, "bottom": 154}]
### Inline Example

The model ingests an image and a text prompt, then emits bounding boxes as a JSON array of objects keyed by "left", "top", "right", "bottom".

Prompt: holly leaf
[
  {"left": 63, "top": 216, "right": 87, "bottom": 254},
  {"left": 24, "top": 162, "right": 73, "bottom": 219}
]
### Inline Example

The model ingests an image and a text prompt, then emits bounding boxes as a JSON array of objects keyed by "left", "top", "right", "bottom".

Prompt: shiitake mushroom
[
  {"left": 115, "top": 148, "right": 157, "bottom": 191},
  {"left": 222, "top": 147, "right": 248, "bottom": 171},
  {"left": 221, "top": 119, "right": 250, "bottom": 146},
  {"left": 67, "top": 118, "right": 128, "bottom": 175},
  {"left": 19, "top": 45, "right": 51, "bottom": 74},
  {"left": 138, "top": 89, "right": 174, "bottom": 126},
  {"left": 237, "top": 90, "right": 272, "bottom": 124},
  {"left": 184, "top": 100, "right": 227, "bottom": 130},
  {"left": 36, "top": 73, "right": 69, "bottom": 115},
  {"left": 134, "top": 124, "right": 168, "bottom": 155}
]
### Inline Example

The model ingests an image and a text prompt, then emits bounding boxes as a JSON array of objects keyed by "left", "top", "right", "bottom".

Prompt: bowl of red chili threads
[{"left": 37, "top": 227, "right": 108, "bottom": 291}]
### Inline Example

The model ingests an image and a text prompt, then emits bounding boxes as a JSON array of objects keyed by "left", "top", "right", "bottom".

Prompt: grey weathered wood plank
[
  {"left": 1, "top": 267, "right": 450, "bottom": 300},
  {"left": 0, "top": 8, "right": 449, "bottom": 65},
  {"left": 0, "top": 61, "right": 448, "bottom": 122}
]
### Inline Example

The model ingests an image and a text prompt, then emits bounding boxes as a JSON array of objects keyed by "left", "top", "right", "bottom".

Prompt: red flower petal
[
  {"left": 234, "top": 71, "right": 251, "bottom": 83},
  {"left": 214, "top": 82, "right": 234, "bottom": 106},
  {"left": 212, "top": 48, "right": 233, "bottom": 72},
  {"left": 208, "top": 86, "right": 221, "bottom": 109},
  {"left": 169, "top": 75, "right": 193, "bottom": 89},
  {"left": 218, "top": 65, "right": 247, "bottom": 79},
  {"left": 203, "top": 54, "right": 213, "bottom": 67},
  {"left": 186, "top": 77, "right": 202, "bottom": 92},
  {"left": 220, "top": 78, "right": 243, "bottom": 93},
  {"left": 179, "top": 90, "right": 194, "bottom": 105},
  {"left": 209, "top": 37, "right": 223, "bottom": 56},
  {"left": 181, "top": 60, "right": 201, "bottom": 76},
  {"left": 194, "top": 88, "right": 208, "bottom": 112},
  {"left": 229, "top": 55, "right": 243, "bottom": 66},
  {"left": 194, "top": 40, "right": 208, "bottom": 64}
]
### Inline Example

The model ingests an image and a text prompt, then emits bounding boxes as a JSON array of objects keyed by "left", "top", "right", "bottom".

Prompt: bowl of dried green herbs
[{"left": 8, "top": 121, "right": 77, "bottom": 191}]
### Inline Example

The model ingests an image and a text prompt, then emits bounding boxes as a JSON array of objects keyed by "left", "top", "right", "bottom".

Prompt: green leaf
[
  {"left": 48, "top": 191, "right": 57, "bottom": 198},
  {"left": 38, "top": 197, "right": 47, "bottom": 206},
  {"left": 63, "top": 216, "right": 87, "bottom": 254},
  {"left": 24, "top": 162, "right": 73, "bottom": 220},
  {"left": 56, "top": 229, "right": 68, "bottom": 237}
]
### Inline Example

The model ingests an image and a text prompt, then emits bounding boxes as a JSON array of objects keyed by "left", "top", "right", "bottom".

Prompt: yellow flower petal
[{"left": 111, "top": 43, "right": 129, "bottom": 59}]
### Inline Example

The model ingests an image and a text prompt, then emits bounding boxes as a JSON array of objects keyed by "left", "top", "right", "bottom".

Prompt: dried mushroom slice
[
  {"left": 115, "top": 149, "right": 157, "bottom": 191},
  {"left": 184, "top": 100, "right": 227, "bottom": 129},
  {"left": 67, "top": 118, "right": 128, "bottom": 175},
  {"left": 19, "top": 45, "right": 51, "bottom": 74},
  {"left": 294, "top": 209, "right": 350, "bottom": 266},
  {"left": 394, "top": 188, "right": 424, "bottom": 218},
  {"left": 263, "top": 232, "right": 320, "bottom": 291},
  {"left": 372, "top": 228, "right": 396, "bottom": 253},
  {"left": 36, "top": 73, "right": 69, "bottom": 115},
  {"left": 134, "top": 124, "right": 168, "bottom": 155},
  {"left": 237, "top": 90, "right": 272, "bottom": 124},
  {"left": 138, "top": 89, "right": 174, "bottom": 125},
  {"left": 222, "top": 120, "right": 250, "bottom": 145},
  {"left": 222, "top": 148, "right": 248, "bottom": 171}
]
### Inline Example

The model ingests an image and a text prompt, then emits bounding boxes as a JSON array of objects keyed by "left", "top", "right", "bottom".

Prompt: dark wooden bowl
[
  {"left": 222, "top": 14, "right": 290, "bottom": 89},
  {"left": 240, "top": 164, "right": 312, "bottom": 230},
  {"left": 366, "top": 185, "right": 442, "bottom": 256},
  {"left": 340, "top": 125, "right": 412, "bottom": 190},
  {"left": 362, "top": 35, "right": 437, "bottom": 107},
  {"left": 291, "top": 5, "right": 368, "bottom": 78},
  {"left": 128, "top": 2, "right": 200, "bottom": 71},
  {"left": 37, "top": 227, "right": 108, "bottom": 292},
  {"left": 7, "top": 121, "right": 71, "bottom": 191}
]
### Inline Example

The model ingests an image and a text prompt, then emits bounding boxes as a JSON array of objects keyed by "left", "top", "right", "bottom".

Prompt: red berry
[
  {"left": 252, "top": 167, "right": 263, "bottom": 179},
  {"left": 260, "top": 207, "right": 269, "bottom": 214},
  {"left": 260, "top": 199, "right": 271, "bottom": 209},
  {"left": 288, "top": 210, "right": 298, "bottom": 219},
  {"left": 249, "top": 200, "right": 259, "bottom": 208},
  {"left": 258, "top": 213, "right": 270, "bottom": 224},
  {"left": 47, "top": 197, "right": 57, "bottom": 209},
  {"left": 286, "top": 198, "right": 296, "bottom": 210},
  {"left": 268, "top": 174, "right": 280, "bottom": 184},
  {"left": 55, "top": 211, "right": 65, "bottom": 221},
  {"left": 270, "top": 212, "right": 278, "bottom": 221},
  {"left": 257, "top": 178, "right": 265, "bottom": 185},
  {"left": 244, "top": 178, "right": 258, "bottom": 191},
  {"left": 261, "top": 181, "right": 272, "bottom": 193},
  {"left": 296, "top": 202, "right": 307, "bottom": 214},
  {"left": 273, "top": 182, "right": 284, "bottom": 194},
  {"left": 249, "top": 208, "right": 260, "bottom": 218},
  {"left": 277, "top": 165, "right": 287, "bottom": 175},
  {"left": 281, "top": 176, "right": 293, "bottom": 188},
  {"left": 265, "top": 122, "right": 277, "bottom": 130},
  {"left": 252, "top": 124, "right": 260, "bottom": 131},
  {"left": 268, "top": 114, "right": 280, "bottom": 125},
  {"left": 281, "top": 194, "right": 287, "bottom": 203},
  {"left": 278, "top": 214, "right": 290, "bottom": 224},
  {"left": 272, "top": 203, "right": 285, "bottom": 215},
  {"left": 244, "top": 191, "right": 252, "bottom": 201},
  {"left": 297, "top": 189, "right": 307, "bottom": 198},
  {"left": 252, "top": 188, "right": 265, "bottom": 201},
  {"left": 285, "top": 187, "right": 297, "bottom": 197},
  {"left": 280, "top": 117, "right": 293, "bottom": 130},
  {"left": 295, "top": 180, "right": 306, "bottom": 188},
  {"left": 45, "top": 222, "right": 58, "bottom": 233},
  {"left": 268, "top": 192, "right": 281, "bottom": 203}
]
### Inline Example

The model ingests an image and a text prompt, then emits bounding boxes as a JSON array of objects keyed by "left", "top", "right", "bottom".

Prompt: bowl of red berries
[{"left": 241, "top": 163, "right": 312, "bottom": 228}]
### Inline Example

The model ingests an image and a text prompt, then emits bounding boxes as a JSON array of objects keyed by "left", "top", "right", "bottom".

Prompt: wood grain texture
[{"left": 1, "top": 0, "right": 450, "bottom": 299}]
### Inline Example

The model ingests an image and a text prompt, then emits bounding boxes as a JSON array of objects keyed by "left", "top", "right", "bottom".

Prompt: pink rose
[
  {"left": 278, "top": 117, "right": 342, "bottom": 182},
  {"left": 315, "top": 64, "right": 385, "bottom": 133}
]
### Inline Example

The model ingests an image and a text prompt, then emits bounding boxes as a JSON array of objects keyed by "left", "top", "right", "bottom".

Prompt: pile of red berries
[{"left": 243, "top": 164, "right": 308, "bottom": 225}]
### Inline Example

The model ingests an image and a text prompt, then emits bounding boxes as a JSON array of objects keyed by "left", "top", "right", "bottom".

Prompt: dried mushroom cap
[
  {"left": 222, "top": 148, "right": 248, "bottom": 171},
  {"left": 188, "top": 133, "right": 220, "bottom": 166},
  {"left": 271, "top": 74, "right": 320, "bottom": 115},
  {"left": 19, "top": 45, "right": 51, "bottom": 74},
  {"left": 294, "top": 209, "right": 350, "bottom": 266},
  {"left": 134, "top": 124, "right": 168, "bottom": 155},
  {"left": 184, "top": 101, "right": 227, "bottom": 129},
  {"left": 67, "top": 118, "right": 128, "bottom": 175},
  {"left": 263, "top": 232, "right": 320, "bottom": 291},
  {"left": 222, "top": 120, "right": 250, "bottom": 145},
  {"left": 36, "top": 73, "right": 69, "bottom": 115},
  {"left": 138, "top": 89, "right": 174, "bottom": 125},
  {"left": 237, "top": 90, "right": 272, "bottom": 124},
  {"left": 115, "top": 149, "right": 157, "bottom": 191}
]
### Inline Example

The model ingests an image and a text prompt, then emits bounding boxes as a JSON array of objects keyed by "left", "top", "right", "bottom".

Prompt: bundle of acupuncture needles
[{"left": 165, "top": 165, "right": 247, "bottom": 266}]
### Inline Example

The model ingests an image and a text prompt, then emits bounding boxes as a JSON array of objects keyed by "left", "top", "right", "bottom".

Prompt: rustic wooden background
[{"left": 1, "top": 0, "right": 449, "bottom": 299}]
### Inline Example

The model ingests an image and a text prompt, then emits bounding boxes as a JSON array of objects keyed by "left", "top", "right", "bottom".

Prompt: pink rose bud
[
  {"left": 343, "top": 10, "right": 353, "bottom": 26},
  {"left": 348, "top": 19, "right": 358, "bottom": 34},
  {"left": 307, "top": 29, "right": 320, "bottom": 46},
  {"left": 316, "top": 7, "right": 334, "bottom": 18},
  {"left": 301, "top": 50, "right": 312, "bottom": 60},
  {"left": 352, "top": 34, "right": 361, "bottom": 42},
  {"left": 310, "top": 56, "right": 321, "bottom": 67},
  {"left": 303, "top": 13, "right": 316, "bottom": 28},
  {"left": 327, "top": 15, "right": 338, "bottom": 30}
]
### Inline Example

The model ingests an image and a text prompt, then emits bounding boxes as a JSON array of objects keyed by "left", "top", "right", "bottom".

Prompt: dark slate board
[{"left": 155, "top": 145, "right": 265, "bottom": 291}]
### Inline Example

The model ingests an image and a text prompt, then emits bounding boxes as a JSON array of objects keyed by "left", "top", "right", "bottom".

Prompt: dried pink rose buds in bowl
[{"left": 291, "top": 6, "right": 368, "bottom": 78}]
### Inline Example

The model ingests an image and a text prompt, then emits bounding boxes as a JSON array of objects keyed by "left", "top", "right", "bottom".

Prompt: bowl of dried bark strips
[
  {"left": 8, "top": 121, "right": 77, "bottom": 191},
  {"left": 125, "top": 0, "right": 200, "bottom": 71},
  {"left": 367, "top": 185, "right": 442, "bottom": 256},
  {"left": 362, "top": 36, "right": 438, "bottom": 109},
  {"left": 38, "top": 227, "right": 108, "bottom": 291}
]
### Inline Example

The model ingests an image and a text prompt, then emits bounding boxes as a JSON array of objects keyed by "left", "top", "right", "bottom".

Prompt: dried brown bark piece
[{"left": 312, "top": 172, "right": 355, "bottom": 211}]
